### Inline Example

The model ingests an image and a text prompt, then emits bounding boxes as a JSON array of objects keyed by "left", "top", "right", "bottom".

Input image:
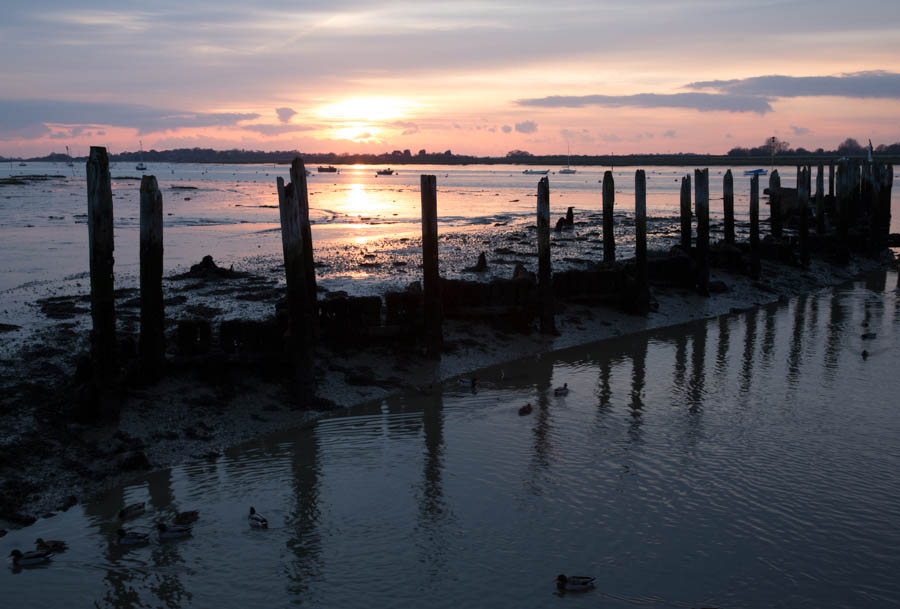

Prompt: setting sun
[
  {"left": 332, "top": 124, "right": 379, "bottom": 141},
  {"left": 317, "top": 97, "right": 415, "bottom": 122}
]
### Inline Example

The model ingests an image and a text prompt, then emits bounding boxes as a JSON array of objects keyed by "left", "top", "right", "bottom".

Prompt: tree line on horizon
[{"left": 3, "top": 137, "right": 898, "bottom": 165}]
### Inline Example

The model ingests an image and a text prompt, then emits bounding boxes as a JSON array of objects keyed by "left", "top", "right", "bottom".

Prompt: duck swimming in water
[
  {"left": 119, "top": 502, "right": 146, "bottom": 520},
  {"left": 553, "top": 383, "right": 569, "bottom": 397},
  {"left": 173, "top": 510, "right": 199, "bottom": 525},
  {"left": 9, "top": 549, "right": 53, "bottom": 566},
  {"left": 35, "top": 538, "right": 67, "bottom": 553},
  {"left": 555, "top": 574, "right": 595, "bottom": 592},
  {"left": 518, "top": 403, "right": 533, "bottom": 416},
  {"left": 248, "top": 506, "right": 268, "bottom": 528},
  {"left": 117, "top": 529, "right": 150, "bottom": 545},
  {"left": 156, "top": 523, "right": 192, "bottom": 540}
]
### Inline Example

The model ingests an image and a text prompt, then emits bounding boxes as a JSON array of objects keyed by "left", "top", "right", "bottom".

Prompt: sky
[{"left": 2, "top": 0, "right": 900, "bottom": 157}]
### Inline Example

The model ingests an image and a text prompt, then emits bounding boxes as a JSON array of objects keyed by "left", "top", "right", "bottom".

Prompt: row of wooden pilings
[{"left": 85, "top": 146, "right": 893, "bottom": 390}]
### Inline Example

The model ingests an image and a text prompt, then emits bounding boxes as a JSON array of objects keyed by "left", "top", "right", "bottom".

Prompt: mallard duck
[
  {"left": 35, "top": 538, "right": 68, "bottom": 553},
  {"left": 553, "top": 383, "right": 569, "bottom": 397},
  {"left": 9, "top": 549, "right": 53, "bottom": 566},
  {"left": 117, "top": 528, "right": 150, "bottom": 545},
  {"left": 555, "top": 574, "right": 595, "bottom": 591},
  {"left": 518, "top": 403, "right": 533, "bottom": 416},
  {"left": 156, "top": 523, "right": 192, "bottom": 540},
  {"left": 118, "top": 502, "right": 146, "bottom": 520},
  {"left": 173, "top": 510, "right": 199, "bottom": 525},
  {"left": 248, "top": 506, "right": 268, "bottom": 528}
]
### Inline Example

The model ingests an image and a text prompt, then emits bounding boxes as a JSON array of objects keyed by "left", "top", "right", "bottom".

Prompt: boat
[
  {"left": 65, "top": 146, "right": 74, "bottom": 167},
  {"left": 523, "top": 169, "right": 549, "bottom": 175},
  {"left": 135, "top": 140, "right": 147, "bottom": 171},
  {"left": 18, "top": 162, "right": 26, "bottom": 167},
  {"left": 317, "top": 166, "right": 338, "bottom": 173},
  {"left": 559, "top": 143, "right": 577, "bottom": 174},
  {"left": 743, "top": 168, "right": 767, "bottom": 176},
  {"left": 376, "top": 168, "right": 395, "bottom": 175}
]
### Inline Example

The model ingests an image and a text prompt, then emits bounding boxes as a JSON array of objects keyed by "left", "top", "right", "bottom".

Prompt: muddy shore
[{"left": 0, "top": 230, "right": 894, "bottom": 533}]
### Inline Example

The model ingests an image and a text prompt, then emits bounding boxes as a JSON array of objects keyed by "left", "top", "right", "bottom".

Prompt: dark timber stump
[
  {"left": 723, "top": 169, "right": 735, "bottom": 244},
  {"left": 694, "top": 168, "right": 710, "bottom": 295},
  {"left": 633, "top": 170, "right": 650, "bottom": 313},
  {"left": 750, "top": 174, "right": 761, "bottom": 279},
  {"left": 816, "top": 162, "right": 825, "bottom": 235},
  {"left": 680, "top": 174, "right": 692, "bottom": 250},
  {"left": 139, "top": 175, "right": 165, "bottom": 378},
  {"left": 797, "top": 167, "right": 809, "bottom": 267},
  {"left": 769, "top": 170, "right": 782, "bottom": 239},
  {"left": 421, "top": 174, "right": 443, "bottom": 355},
  {"left": 537, "top": 177, "right": 555, "bottom": 334},
  {"left": 290, "top": 159, "right": 318, "bottom": 324},
  {"left": 86, "top": 146, "right": 116, "bottom": 378},
  {"left": 602, "top": 171, "right": 615, "bottom": 264}
]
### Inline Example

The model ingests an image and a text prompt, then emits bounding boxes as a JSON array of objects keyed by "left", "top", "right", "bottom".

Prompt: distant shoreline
[{"left": 5, "top": 150, "right": 900, "bottom": 167}]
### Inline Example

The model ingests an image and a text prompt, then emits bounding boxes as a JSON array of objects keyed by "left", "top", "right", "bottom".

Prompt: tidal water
[{"left": 3, "top": 272, "right": 899, "bottom": 608}]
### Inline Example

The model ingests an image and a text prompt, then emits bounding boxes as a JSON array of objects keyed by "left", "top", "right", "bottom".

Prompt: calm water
[{"left": 3, "top": 272, "right": 899, "bottom": 608}]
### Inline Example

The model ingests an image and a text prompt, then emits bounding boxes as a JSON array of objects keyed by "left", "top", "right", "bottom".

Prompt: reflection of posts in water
[
  {"left": 787, "top": 294, "right": 808, "bottom": 388},
  {"left": 713, "top": 314, "right": 730, "bottom": 393},
  {"left": 147, "top": 468, "right": 188, "bottom": 608},
  {"left": 760, "top": 303, "right": 778, "bottom": 371},
  {"left": 598, "top": 354, "right": 612, "bottom": 409},
  {"left": 673, "top": 327, "right": 688, "bottom": 394},
  {"left": 530, "top": 353, "right": 556, "bottom": 470},
  {"left": 286, "top": 427, "right": 322, "bottom": 597},
  {"left": 421, "top": 391, "right": 445, "bottom": 519},
  {"left": 420, "top": 174, "right": 443, "bottom": 356},
  {"left": 628, "top": 336, "right": 648, "bottom": 440},
  {"left": 824, "top": 289, "right": 844, "bottom": 374},
  {"left": 687, "top": 321, "right": 708, "bottom": 414},
  {"left": 739, "top": 307, "right": 758, "bottom": 397}
]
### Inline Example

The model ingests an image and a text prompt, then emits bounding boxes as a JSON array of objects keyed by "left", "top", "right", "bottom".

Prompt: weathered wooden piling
[
  {"left": 723, "top": 169, "right": 735, "bottom": 244},
  {"left": 290, "top": 159, "right": 318, "bottom": 319},
  {"left": 421, "top": 174, "right": 443, "bottom": 354},
  {"left": 836, "top": 159, "right": 849, "bottom": 239},
  {"left": 750, "top": 174, "right": 761, "bottom": 279},
  {"left": 829, "top": 160, "right": 835, "bottom": 198},
  {"left": 769, "top": 170, "right": 782, "bottom": 238},
  {"left": 633, "top": 170, "right": 650, "bottom": 313},
  {"left": 537, "top": 177, "right": 555, "bottom": 333},
  {"left": 797, "top": 167, "right": 809, "bottom": 266},
  {"left": 602, "top": 171, "right": 615, "bottom": 264},
  {"left": 139, "top": 175, "right": 164, "bottom": 377},
  {"left": 86, "top": 146, "right": 116, "bottom": 377},
  {"left": 680, "top": 174, "right": 691, "bottom": 250},
  {"left": 277, "top": 159, "right": 317, "bottom": 380},
  {"left": 816, "top": 162, "right": 825, "bottom": 235},
  {"left": 695, "top": 168, "right": 709, "bottom": 294}
]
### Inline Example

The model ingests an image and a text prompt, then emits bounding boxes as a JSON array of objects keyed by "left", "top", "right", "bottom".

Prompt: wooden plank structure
[
  {"left": 537, "top": 177, "right": 555, "bottom": 334},
  {"left": 602, "top": 170, "right": 615, "bottom": 264},
  {"left": 749, "top": 173, "right": 761, "bottom": 279},
  {"left": 680, "top": 174, "right": 691, "bottom": 250},
  {"left": 139, "top": 175, "right": 165, "bottom": 378},
  {"left": 769, "top": 170, "right": 782, "bottom": 239},
  {"left": 633, "top": 170, "right": 650, "bottom": 313},
  {"left": 86, "top": 146, "right": 116, "bottom": 378},
  {"left": 694, "top": 168, "right": 710, "bottom": 294},
  {"left": 797, "top": 167, "right": 809, "bottom": 266},
  {"left": 816, "top": 162, "right": 825, "bottom": 235},
  {"left": 421, "top": 174, "right": 443, "bottom": 355},
  {"left": 723, "top": 169, "right": 735, "bottom": 244}
]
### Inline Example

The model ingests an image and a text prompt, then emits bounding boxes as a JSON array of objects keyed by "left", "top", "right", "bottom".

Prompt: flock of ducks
[{"left": 7, "top": 502, "right": 269, "bottom": 568}]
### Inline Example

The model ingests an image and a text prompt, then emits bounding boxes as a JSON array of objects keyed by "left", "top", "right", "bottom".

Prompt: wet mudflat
[{"left": 2, "top": 272, "right": 900, "bottom": 608}]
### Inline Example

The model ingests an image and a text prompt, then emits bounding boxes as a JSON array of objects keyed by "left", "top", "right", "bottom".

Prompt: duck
[
  {"left": 9, "top": 549, "right": 53, "bottom": 566},
  {"left": 555, "top": 574, "right": 595, "bottom": 592},
  {"left": 554, "top": 383, "right": 569, "bottom": 397},
  {"left": 117, "top": 528, "right": 150, "bottom": 545},
  {"left": 173, "top": 510, "right": 199, "bottom": 525},
  {"left": 118, "top": 502, "right": 146, "bottom": 520},
  {"left": 35, "top": 538, "right": 68, "bottom": 553},
  {"left": 518, "top": 403, "right": 533, "bottom": 416},
  {"left": 248, "top": 506, "right": 268, "bottom": 528},
  {"left": 156, "top": 522, "right": 192, "bottom": 540}
]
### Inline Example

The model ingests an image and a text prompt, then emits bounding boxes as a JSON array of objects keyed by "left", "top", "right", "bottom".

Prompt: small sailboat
[
  {"left": 523, "top": 169, "right": 549, "bottom": 175},
  {"left": 135, "top": 140, "right": 147, "bottom": 171},
  {"left": 743, "top": 168, "right": 767, "bottom": 176},
  {"left": 65, "top": 146, "right": 74, "bottom": 167},
  {"left": 559, "top": 143, "right": 576, "bottom": 174}
]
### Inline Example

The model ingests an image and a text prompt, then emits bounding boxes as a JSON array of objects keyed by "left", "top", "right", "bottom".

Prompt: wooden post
[
  {"left": 680, "top": 174, "right": 692, "bottom": 250},
  {"left": 602, "top": 170, "right": 615, "bottom": 264},
  {"left": 634, "top": 170, "right": 649, "bottom": 313},
  {"left": 289, "top": 159, "right": 317, "bottom": 323},
  {"left": 139, "top": 175, "right": 164, "bottom": 378},
  {"left": 837, "top": 160, "right": 849, "bottom": 240},
  {"left": 816, "top": 162, "right": 825, "bottom": 235},
  {"left": 829, "top": 160, "right": 835, "bottom": 198},
  {"left": 537, "top": 177, "right": 555, "bottom": 334},
  {"left": 769, "top": 170, "right": 782, "bottom": 238},
  {"left": 750, "top": 174, "right": 761, "bottom": 280},
  {"left": 695, "top": 168, "right": 709, "bottom": 295},
  {"left": 797, "top": 167, "right": 809, "bottom": 266},
  {"left": 421, "top": 174, "right": 443, "bottom": 354},
  {"left": 723, "top": 169, "right": 735, "bottom": 244},
  {"left": 86, "top": 146, "right": 116, "bottom": 378}
]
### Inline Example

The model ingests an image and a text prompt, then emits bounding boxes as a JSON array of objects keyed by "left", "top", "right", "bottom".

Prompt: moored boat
[
  {"left": 376, "top": 168, "right": 395, "bottom": 175},
  {"left": 744, "top": 168, "right": 767, "bottom": 176},
  {"left": 523, "top": 169, "right": 549, "bottom": 175},
  {"left": 318, "top": 166, "right": 338, "bottom": 173}
]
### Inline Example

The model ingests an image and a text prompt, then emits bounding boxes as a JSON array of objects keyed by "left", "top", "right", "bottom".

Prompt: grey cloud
[
  {"left": 501, "top": 125, "right": 512, "bottom": 133},
  {"left": 276, "top": 107, "right": 297, "bottom": 123},
  {"left": 686, "top": 71, "right": 900, "bottom": 99},
  {"left": 518, "top": 93, "right": 773, "bottom": 114},
  {"left": 790, "top": 125, "right": 810, "bottom": 135},
  {"left": 391, "top": 120, "right": 419, "bottom": 135},
  {"left": 515, "top": 120, "right": 538, "bottom": 134},
  {"left": 241, "top": 124, "right": 315, "bottom": 136},
  {"left": 0, "top": 99, "right": 259, "bottom": 138},
  {"left": 560, "top": 128, "right": 595, "bottom": 143},
  {"left": 663, "top": 129, "right": 676, "bottom": 138},
  {"left": 599, "top": 133, "right": 622, "bottom": 143}
]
